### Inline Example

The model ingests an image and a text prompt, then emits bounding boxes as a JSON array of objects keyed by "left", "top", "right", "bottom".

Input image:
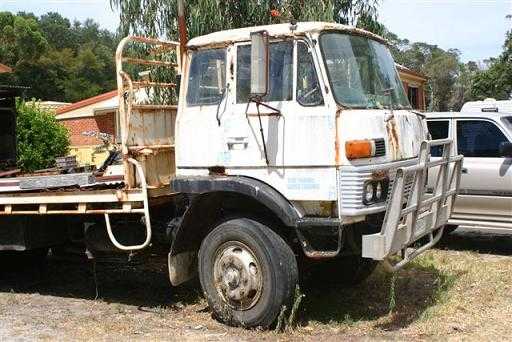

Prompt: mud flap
[{"left": 362, "top": 139, "right": 463, "bottom": 271}]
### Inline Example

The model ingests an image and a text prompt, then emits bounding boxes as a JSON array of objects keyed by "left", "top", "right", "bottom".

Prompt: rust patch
[
  {"left": 209, "top": 166, "right": 226, "bottom": 176},
  {"left": 335, "top": 106, "right": 343, "bottom": 166},
  {"left": 371, "top": 170, "right": 389, "bottom": 180},
  {"left": 116, "top": 189, "right": 128, "bottom": 201},
  {"left": 386, "top": 118, "right": 401, "bottom": 160}
]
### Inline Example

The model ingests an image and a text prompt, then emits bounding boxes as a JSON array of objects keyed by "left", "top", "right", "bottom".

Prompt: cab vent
[{"left": 374, "top": 138, "right": 386, "bottom": 157}]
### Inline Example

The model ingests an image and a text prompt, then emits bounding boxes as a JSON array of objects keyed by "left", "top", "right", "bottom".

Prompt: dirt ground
[{"left": 1, "top": 227, "right": 511, "bottom": 341}]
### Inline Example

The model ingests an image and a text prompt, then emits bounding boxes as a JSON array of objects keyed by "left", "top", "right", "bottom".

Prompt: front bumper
[{"left": 361, "top": 139, "right": 463, "bottom": 271}]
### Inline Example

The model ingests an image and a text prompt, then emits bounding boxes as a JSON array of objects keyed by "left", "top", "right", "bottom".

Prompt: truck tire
[{"left": 198, "top": 218, "right": 298, "bottom": 328}]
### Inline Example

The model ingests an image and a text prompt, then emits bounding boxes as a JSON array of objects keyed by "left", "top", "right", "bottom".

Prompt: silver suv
[{"left": 426, "top": 111, "right": 512, "bottom": 232}]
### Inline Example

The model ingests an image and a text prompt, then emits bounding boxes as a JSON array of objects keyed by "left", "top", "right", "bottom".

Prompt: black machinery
[{"left": 0, "top": 86, "right": 25, "bottom": 170}]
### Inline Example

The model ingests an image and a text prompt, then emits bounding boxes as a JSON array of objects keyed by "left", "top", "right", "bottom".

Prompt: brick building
[{"left": 55, "top": 90, "right": 118, "bottom": 166}]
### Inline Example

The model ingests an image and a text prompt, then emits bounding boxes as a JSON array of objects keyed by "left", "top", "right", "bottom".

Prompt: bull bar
[{"left": 362, "top": 138, "right": 463, "bottom": 271}]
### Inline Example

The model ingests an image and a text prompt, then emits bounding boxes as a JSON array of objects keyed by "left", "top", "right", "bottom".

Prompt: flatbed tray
[{"left": 0, "top": 174, "right": 124, "bottom": 194}]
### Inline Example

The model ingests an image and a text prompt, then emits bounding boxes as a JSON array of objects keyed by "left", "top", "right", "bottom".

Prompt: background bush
[{"left": 16, "top": 100, "right": 70, "bottom": 171}]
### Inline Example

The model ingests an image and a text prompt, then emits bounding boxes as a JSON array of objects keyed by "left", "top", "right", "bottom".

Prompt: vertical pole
[{"left": 177, "top": 0, "right": 188, "bottom": 64}]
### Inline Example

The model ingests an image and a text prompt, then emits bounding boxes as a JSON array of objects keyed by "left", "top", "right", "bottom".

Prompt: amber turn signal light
[{"left": 345, "top": 139, "right": 374, "bottom": 160}]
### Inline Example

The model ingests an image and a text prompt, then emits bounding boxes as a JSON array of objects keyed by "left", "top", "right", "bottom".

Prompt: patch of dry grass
[{"left": 0, "top": 230, "right": 511, "bottom": 340}]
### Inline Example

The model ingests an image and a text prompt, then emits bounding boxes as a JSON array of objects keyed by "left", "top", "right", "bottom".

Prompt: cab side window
[
  {"left": 186, "top": 48, "right": 226, "bottom": 106},
  {"left": 457, "top": 120, "right": 509, "bottom": 157},
  {"left": 297, "top": 41, "right": 323, "bottom": 106},
  {"left": 237, "top": 41, "right": 293, "bottom": 103},
  {"left": 427, "top": 120, "right": 449, "bottom": 157}
]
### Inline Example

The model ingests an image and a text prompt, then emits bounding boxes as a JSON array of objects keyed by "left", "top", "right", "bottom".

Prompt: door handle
[
  {"left": 461, "top": 167, "right": 468, "bottom": 174},
  {"left": 227, "top": 137, "right": 248, "bottom": 150}
]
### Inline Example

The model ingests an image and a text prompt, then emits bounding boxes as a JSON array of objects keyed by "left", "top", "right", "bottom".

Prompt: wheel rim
[{"left": 213, "top": 241, "right": 263, "bottom": 310}]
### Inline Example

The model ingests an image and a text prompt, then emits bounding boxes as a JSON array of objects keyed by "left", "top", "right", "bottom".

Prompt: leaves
[
  {"left": 110, "top": 0, "right": 381, "bottom": 40},
  {"left": 16, "top": 100, "right": 70, "bottom": 172},
  {"left": 385, "top": 31, "right": 468, "bottom": 111},
  {"left": 0, "top": 11, "right": 119, "bottom": 103},
  {"left": 470, "top": 30, "right": 512, "bottom": 101}
]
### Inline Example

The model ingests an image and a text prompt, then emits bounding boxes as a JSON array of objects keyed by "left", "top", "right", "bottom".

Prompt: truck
[{"left": 0, "top": 20, "right": 463, "bottom": 328}]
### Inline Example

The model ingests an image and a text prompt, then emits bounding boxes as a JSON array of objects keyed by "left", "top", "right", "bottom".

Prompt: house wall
[
  {"left": 60, "top": 112, "right": 115, "bottom": 167},
  {"left": 60, "top": 113, "right": 116, "bottom": 146},
  {"left": 399, "top": 72, "right": 427, "bottom": 111}
]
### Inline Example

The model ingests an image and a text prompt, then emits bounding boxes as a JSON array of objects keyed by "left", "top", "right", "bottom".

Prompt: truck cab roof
[{"left": 186, "top": 21, "right": 387, "bottom": 48}]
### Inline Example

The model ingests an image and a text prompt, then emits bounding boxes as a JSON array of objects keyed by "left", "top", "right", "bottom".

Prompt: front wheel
[{"left": 198, "top": 218, "right": 298, "bottom": 328}]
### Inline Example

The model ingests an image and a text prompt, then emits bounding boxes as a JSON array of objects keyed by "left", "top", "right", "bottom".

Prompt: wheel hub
[{"left": 213, "top": 242, "right": 262, "bottom": 310}]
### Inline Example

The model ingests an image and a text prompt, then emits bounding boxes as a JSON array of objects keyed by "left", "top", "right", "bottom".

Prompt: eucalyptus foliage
[{"left": 110, "top": 0, "right": 380, "bottom": 40}]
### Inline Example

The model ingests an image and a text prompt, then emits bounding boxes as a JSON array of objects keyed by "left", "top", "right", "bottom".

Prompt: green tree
[
  {"left": 385, "top": 29, "right": 467, "bottom": 111},
  {"left": 110, "top": 0, "right": 381, "bottom": 40},
  {"left": 470, "top": 31, "right": 512, "bottom": 100},
  {"left": 449, "top": 61, "right": 479, "bottom": 110},
  {"left": 0, "top": 11, "right": 119, "bottom": 103},
  {"left": 16, "top": 100, "right": 70, "bottom": 172},
  {"left": 424, "top": 49, "right": 460, "bottom": 111},
  {"left": 0, "top": 12, "right": 48, "bottom": 65},
  {"left": 39, "top": 12, "right": 76, "bottom": 50}
]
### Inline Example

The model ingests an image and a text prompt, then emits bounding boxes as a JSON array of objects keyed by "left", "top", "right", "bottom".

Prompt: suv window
[
  {"left": 297, "top": 41, "right": 323, "bottom": 106},
  {"left": 237, "top": 41, "right": 293, "bottom": 103},
  {"left": 457, "top": 120, "right": 509, "bottom": 157},
  {"left": 186, "top": 49, "right": 226, "bottom": 106},
  {"left": 427, "top": 120, "right": 449, "bottom": 156}
]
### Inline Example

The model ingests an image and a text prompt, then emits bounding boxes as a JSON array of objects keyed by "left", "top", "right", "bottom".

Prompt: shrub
[{"left": 16, "top": 100, "right": 70, "bottom": 171}]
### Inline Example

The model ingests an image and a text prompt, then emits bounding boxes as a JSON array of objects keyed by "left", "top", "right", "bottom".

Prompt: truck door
[
  {"left": 219, "top": 39, "right": 336, "bottom": 201},
  {"left": 176, "top": 48, "right": 227, "bottom": 169},
  {"left": 454, "top": 118, "right": 512, "bottom": 225}
]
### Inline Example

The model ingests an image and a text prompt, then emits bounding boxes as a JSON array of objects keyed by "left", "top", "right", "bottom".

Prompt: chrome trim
[{"left": 338, "top": 158, "right": 417, "bottom": 216}]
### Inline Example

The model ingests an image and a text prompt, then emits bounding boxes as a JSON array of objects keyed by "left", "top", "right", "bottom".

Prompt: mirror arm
[
  {"left": 245, "top": 96, "right": 281, "bottom": 166},
  {"left": 255, "top": 100, "right": 270, "bottom": 165},
  {"left": 215, "top": 84, "right": 229, "bottom": 126}
]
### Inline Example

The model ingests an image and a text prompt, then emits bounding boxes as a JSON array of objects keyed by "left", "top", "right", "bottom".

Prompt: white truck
[{"left": 0, "top": 22, "right": 462, "bottom": 328}]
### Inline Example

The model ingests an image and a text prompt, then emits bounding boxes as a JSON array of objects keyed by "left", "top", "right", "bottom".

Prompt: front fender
[{"left": 171, "top": 175, "right": 301, "bottom": 227}]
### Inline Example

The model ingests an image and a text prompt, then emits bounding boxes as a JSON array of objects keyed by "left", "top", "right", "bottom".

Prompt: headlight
[
  {"left": 365, "top": 183, "right": 374, "bottom": 202},
  {"left": 363, "top": 178, "right": 389, "bottom": 205},
  {"left": 375, "top": 182, "right": 383, "bottom": 200}
]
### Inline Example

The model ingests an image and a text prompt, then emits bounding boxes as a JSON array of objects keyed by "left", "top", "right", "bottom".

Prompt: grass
[{"left": 0, "top": 230, "right": 511, "bottom": 340}]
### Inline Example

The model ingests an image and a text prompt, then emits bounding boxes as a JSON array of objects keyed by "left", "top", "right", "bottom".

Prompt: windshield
[{"left": 320, "top": 32, "right": 411, "bottom": 110}]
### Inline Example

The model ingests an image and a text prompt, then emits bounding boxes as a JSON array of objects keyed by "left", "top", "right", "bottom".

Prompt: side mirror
[
  {"left": 499, "top": 142, "right": 512, "bottom": 158},
  {"left": 250, "top": 31, "right": 269, "bottom": 97}
]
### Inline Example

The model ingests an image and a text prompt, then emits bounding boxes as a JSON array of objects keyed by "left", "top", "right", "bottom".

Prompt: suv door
[{"left": 454, "top": 118, "right": 512, "bottom": 228}]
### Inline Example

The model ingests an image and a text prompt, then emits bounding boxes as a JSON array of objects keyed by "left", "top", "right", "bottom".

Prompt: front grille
[
  {"left": 387, "top": 173, "right": 415, "bottom": 203},
  {"left": 338, "top": 160, "right": 417, "bottom": 215},
  {"left": 374, "top": 138, "right": 386, "bottom": 157}
]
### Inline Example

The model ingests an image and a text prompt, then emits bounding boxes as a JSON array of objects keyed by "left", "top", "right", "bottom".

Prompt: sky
[{"left": 1, "top": 0, "right": 511, "bottom": 62}]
